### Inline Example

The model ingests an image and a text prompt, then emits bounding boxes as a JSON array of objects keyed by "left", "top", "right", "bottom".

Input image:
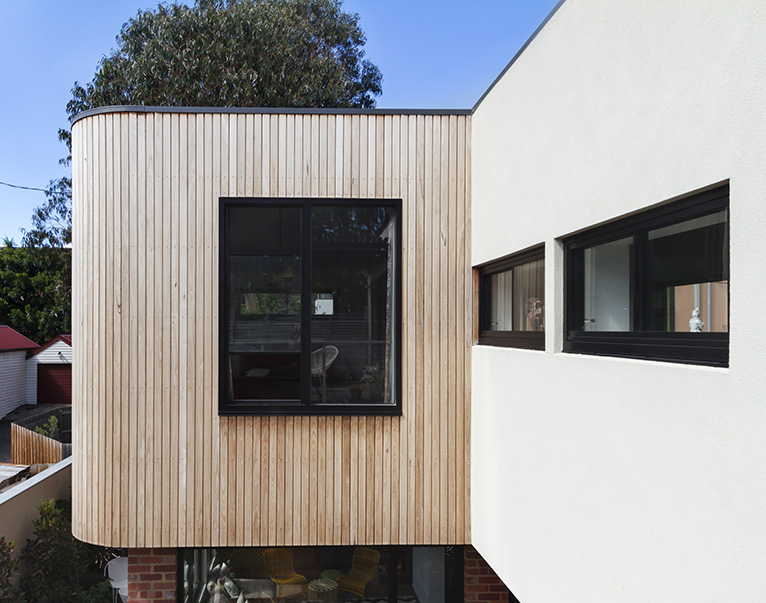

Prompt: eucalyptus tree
[{"left": 67, "top": 0, "right": 382, "bottom": 114}]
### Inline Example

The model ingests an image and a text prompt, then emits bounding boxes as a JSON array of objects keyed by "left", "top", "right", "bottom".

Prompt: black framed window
[
  {"left": 564, "top": 184, "right": 729, "bottom": 366},
  {"left": 180, "top": 545, "right": 465, "bottom": 603},
  {"left": 478, "top": 245, "right": 545, "bottom": 350},
  {"left": 220, "top": 198, "right": 402, "bottom": 415}
]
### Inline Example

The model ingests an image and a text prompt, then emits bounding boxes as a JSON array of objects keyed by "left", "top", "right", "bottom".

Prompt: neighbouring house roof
[
  {"left": 0, "top": 464, "right": 28, "bottom": 491},
  {"left": 28, "top": 334, "right": 72, "bottom": 358},
  {"left": 0, "top": 326, "right": 38, "bottom": 352}
]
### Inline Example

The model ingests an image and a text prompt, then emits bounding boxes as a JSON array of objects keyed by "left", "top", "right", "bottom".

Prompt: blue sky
[{"left": 0, "top": 0, "right": 559, "bottom": 243}]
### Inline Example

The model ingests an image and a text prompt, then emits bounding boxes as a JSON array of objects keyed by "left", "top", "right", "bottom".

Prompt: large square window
[
  {"left": 564, "top": 185, "right": 729, "bottom": 366},
  {"left": 477, "top": 245, "right": 545, "bottom": 350},
  {"left": 220, "top": 199, "right": 401, "bottom": 415}
]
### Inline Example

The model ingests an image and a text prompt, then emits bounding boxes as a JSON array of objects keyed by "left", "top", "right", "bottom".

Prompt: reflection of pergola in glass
[{"left": 310, "top": 228, "right": 395, "bottom": 405}]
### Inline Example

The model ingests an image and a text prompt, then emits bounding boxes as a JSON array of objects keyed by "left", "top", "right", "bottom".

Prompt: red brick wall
[
  {"left": 464, "top": 546, "right": 511, "bottom": 603},
  {"left": 127, "top": 548, "right": 177, "bottom": 602}
]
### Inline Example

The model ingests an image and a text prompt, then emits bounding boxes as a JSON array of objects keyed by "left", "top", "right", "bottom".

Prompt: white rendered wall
[
  {"left": 26, "top": 340, "right": 71, "bottom": 405},
  {"left": 0, "top": 458, "right": 72, "bottom": 562},
  {"left": 471, "top": 1, "right": 766, "bottom": 601},
  {"left": 0, "top": 351, "right": 28, "bottom": 418}
]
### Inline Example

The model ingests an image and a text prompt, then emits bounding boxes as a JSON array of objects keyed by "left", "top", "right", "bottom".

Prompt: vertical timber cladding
[{"left": 72, "top": 109, "right": 471, "bottom": 548}]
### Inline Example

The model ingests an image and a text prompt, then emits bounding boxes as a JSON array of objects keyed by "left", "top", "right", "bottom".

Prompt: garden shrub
[
  {"left": 0, "top": 536, "right": 20, "bottom": 602},
  {"left": 19, "top": 499, "right": 112, "bottom": 603}
]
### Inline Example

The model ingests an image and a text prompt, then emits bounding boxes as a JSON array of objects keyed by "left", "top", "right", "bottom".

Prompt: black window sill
[
  {"left": 478, "top": 331, "right": 545, "bottom": 350},
  {"left": 564, "top": 331, "right": 729, "bottom": 367},
  {"left": 219, "top": 402, "right": 403, "bottom": 417}
]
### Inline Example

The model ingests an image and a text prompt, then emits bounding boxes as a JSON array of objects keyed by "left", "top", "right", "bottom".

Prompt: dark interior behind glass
[{"left": 221, "top": 199, "right": 401, "bottom": 414}]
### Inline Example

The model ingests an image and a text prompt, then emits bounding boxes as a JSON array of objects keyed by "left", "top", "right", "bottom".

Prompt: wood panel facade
[{"left": 71, "top": 108, "right": 471, "bottom": 548}]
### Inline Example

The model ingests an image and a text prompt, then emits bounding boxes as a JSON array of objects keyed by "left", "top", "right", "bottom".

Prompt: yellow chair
[
  {"left": 336, "top": 547, "right": 381, "bottom": 597},
  {"left": 265, "top": 548, "right": 307, "bottom": 600}
]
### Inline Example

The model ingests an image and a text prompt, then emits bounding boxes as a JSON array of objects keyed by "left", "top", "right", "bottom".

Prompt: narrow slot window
[{"left": 478, "top": 245, "right": 545, "bottom": 350}]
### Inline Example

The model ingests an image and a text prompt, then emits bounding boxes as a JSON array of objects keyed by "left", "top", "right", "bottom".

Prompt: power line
[{"left": 0, "top": 180, "right": 47, "bottom": 193}]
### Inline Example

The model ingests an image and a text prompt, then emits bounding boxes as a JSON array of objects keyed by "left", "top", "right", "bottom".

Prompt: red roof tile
[{"left": 0, "top": 326, "right": 39, "bottom": 352}]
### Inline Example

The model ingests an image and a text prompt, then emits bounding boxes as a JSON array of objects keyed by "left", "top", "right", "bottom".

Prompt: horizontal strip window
[
  {"left": 220, "top": 198, "right": 402, "bottom": 415},
  {"left": 477, "top": 245, "right": 545, "bottom": 350},
  {"left": 180, "top": 545, "right": 465, "bottom": 603},
  {"left": 564, "top": 184, "right": 729, "bottom": 366}
]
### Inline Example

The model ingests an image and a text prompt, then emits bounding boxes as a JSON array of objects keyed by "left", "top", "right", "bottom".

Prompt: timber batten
[{"left": 72, "top": 109, "right": 471, "bottom": 548}]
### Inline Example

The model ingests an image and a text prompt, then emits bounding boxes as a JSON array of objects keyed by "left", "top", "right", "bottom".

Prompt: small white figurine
[{"left": 689, "top": 307, "right": 704, "bottom": 332}]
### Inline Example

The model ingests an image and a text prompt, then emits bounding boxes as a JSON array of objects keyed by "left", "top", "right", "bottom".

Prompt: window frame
[
  {"left": 477, "top": 244, "right": 546, "bottom": 350},
  {"left": 219, "top": 197, "right": 402, "bottom": 416},
  {"left": 563, "top": 184, "right": 729, "bottom": 367},
  {"left": 177, "top": 545, "right": 466, "bottom": 603}
]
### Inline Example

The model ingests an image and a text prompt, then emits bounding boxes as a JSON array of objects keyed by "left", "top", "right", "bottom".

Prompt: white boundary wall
[
  {"left": 26, "top": 340, "right": 72, "bottom": 405},
  {"left": 471, "top": 1, "right": 766, "bottom": 600},
  {"left": 0, "top": 457, "right": 72, "bottom": 560}
]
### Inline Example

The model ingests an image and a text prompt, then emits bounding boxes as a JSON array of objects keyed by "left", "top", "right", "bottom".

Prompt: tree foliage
[
  {"left": 33, "top": 415, "right": 60, "bottom": 441},
  {"left": 68, "top": 0, "right": 382, "bottom": 115},
  {"left": 0, "top": 537, "right": 20, "bottom": 603},
  {"left": 22, "top": 176, "right": 72, "bottom": 249},
  {"left": 0, "top": 246, "right": 71, "bottom": 343}
]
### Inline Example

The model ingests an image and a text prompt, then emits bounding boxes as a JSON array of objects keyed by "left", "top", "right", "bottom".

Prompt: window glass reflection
[
  {"left": 228, "top": 207, "right": 301, "bottom": 401},
  {"left": 489, "top": 271, "right": 512, "bottom": 330},
  {"left": 513, "top": 258, "right": 544, "bottom": 332},
  {"left": 310, "top": 206, "right": 397, "bottom": 405},
  {"left": 647, "top": 210, "right": 728, "bottom": 332},
  {"left": 583, "top": 237, "right": 632, "bottom": 331},
  {"left": 488, "top": 259, "right": 544, "bottom": 332}
]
